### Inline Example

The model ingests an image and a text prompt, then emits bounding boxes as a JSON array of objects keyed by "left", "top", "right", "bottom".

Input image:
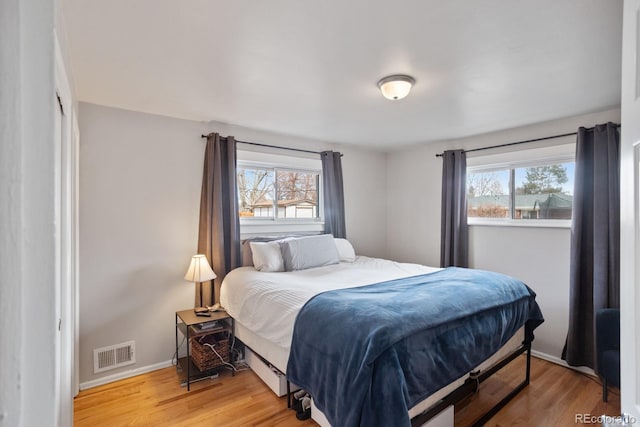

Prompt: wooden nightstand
[{"left": 175, "top": 309, "right": 235, "bottom": 390}]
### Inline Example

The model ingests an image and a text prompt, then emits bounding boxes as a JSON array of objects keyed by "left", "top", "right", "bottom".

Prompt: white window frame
[
  {"left": 237, "top": 149, "right": 324, "bottom": 237},
  {"left": 467, "top": 142, "right": 575, "bottom": 228}
]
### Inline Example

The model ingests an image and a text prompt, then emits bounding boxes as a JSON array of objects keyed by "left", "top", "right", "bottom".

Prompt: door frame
[
  {"left": 620, "top": 0, "right": 640, "bottom": 421},
  {"left": 54, "top": 32, "right": 79, "bottom": 426}
]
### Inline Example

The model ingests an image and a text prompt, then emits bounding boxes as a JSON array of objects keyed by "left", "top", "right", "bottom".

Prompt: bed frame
[
  {"left": 410, "top": 341, "right": 531, "bottom": 426},
  {"left": 282, "top": 338, "right": 532, "bottom": 427}
]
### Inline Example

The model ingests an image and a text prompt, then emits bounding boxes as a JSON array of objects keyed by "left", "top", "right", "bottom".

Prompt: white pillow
[
  {"left": 334, "top": 238, "right": 356, "bottom": 262},
  {"left": 250, "top": 241, "right": 285, "bottom": 272},
  {"left": 280, "top": 234, "right": 340, "bottom": 271}
]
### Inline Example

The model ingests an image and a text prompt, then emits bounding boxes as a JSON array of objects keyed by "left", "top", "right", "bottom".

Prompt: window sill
[
  {"left": 468, "top": 218, "right": 571, "bottom": 229},
  {"left": 240, "top": 220, "right": 325, "bottom": 238},
  {"left": 240, "top": 218, "right": 323, "bottom": 225}
]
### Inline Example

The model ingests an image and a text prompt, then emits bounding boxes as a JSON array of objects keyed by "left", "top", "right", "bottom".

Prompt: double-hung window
[{"left": 466, "top": 143, "right": 575, "bottom": 226}]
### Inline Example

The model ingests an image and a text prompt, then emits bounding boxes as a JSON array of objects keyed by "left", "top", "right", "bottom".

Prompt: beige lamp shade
[{"left": 184, "top": 254, "right": 216, "bottom": 282}]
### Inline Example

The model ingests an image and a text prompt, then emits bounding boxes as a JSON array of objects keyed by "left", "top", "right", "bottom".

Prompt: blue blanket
[{"left": 286, "top": 267, "right": 544, "bottom": 427}]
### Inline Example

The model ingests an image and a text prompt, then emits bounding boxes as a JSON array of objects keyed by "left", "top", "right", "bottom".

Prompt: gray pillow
[
  {"left": 280, "top": 234, "right": 340, "bottom": 271},
  {"left": 241, "top": 239, "right": 255, "bottom": 267}
]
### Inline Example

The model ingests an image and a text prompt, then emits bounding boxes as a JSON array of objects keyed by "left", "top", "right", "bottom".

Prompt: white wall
[
  {"left": 78, "top": 103, "right": 388, "bottom": 385},
  {"left": 386, "top": 108, "right": 620, "bottom": 360},
  {"left": 0, "top": 2, "right": 24, "bottom": 424},
  {"left": 341, "top": 145, "right": 388, "bottom": 258},
  {"left": 79, "top": 104, "right": 208, "bottom": 385},
  {"left": 0, "top": 0, "right": 60, "bottom": 425}
]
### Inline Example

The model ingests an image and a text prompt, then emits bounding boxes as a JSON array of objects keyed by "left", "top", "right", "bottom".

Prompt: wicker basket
[{"left": 190, "top": 331, "right": 230, "bottom": 372}]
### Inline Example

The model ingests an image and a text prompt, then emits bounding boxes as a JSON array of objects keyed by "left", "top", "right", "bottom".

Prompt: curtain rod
[
  {"left": 201, "top": 134, "right": 324, "bottom": 156},
  {"left": 434, "top": 124, "right": 620, "bottom": 158}
]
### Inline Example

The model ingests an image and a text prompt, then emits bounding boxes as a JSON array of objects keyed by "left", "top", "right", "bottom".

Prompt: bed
[{"left": 220, "top": 237, "right": 543, "bottom": 427}]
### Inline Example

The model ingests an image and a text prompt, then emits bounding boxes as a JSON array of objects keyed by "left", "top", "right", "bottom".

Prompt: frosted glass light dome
[{"left": 377, "top": 75, "right": 415, "bottom": 100}]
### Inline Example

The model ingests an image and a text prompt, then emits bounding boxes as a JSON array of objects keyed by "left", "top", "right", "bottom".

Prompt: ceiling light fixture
[{"left": 377, "top": 75, "right": 415, "bottom": 100}]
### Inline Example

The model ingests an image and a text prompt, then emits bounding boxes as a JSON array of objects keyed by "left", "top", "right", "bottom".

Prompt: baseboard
[
  {"left": 530, "top": 350, "right": 596, "bottom": 377},
  {"left": 79, "top": 359, "right": 173, "bottom": 390}
]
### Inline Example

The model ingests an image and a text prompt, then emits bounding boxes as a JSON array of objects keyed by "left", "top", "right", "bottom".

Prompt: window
[
  {"left": 236, "top": 147, "right": 324, "bottom": 239},
  {"left": 236, "top": 149, "right": 324, "bottom": 236},
  {"left": 466, "top": 143, "right": 575, "bottom": 225},
  {"left": 237, "top": 166, "right": 320, "bottom": 220}
]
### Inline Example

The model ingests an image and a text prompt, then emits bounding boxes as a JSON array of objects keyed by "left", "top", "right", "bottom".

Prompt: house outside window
[
  {"left": 466, "top": 143, "right": 575, "bottom": 227},
  {"left": 251, "top": 199, "right": 318, "bottom": 218}
]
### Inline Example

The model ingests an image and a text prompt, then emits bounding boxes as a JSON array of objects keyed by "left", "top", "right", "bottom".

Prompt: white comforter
[{"left": 220, "top": 256, "right": 440, "bottom": 350}]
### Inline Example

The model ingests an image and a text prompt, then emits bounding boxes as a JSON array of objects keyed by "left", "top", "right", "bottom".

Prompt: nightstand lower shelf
[{"left": 176, "top": 356, "right": 226, "bottom": 386}]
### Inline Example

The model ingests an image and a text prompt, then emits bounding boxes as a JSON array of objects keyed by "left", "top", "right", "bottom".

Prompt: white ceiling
[{"left": 62, "top": 0, "right": 622, "bottom": 149}]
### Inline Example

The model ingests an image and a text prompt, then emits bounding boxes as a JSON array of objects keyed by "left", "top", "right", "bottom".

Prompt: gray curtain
[
  {"left": 321, "top": 151, "right": 346, "bottom": 238},
  {"left": 562, "top": 122, "right": 620, "bottom": 369},
  {"left": 440, "top": 149, "right": 468, "bottom": 268},
  {"left": 197, "top": 133, "right": 241, "bottom": 305}
]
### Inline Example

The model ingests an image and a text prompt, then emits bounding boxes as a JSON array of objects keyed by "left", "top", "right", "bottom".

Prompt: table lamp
[{"left": 184, "top": 254, "right": 216, "bottom": 314}]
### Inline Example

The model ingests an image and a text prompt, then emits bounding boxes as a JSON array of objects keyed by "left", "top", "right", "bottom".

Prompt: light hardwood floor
[
  {"left": 74, "top": 356, "right": 620, "bottom": 426},
  {"left": 455, "top": 355, "right": 620, "bottom": 426}
]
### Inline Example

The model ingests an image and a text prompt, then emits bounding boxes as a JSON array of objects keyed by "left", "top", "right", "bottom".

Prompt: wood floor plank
[{"left": 74, "top": 356, "right": 620, "bottom": 426}]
